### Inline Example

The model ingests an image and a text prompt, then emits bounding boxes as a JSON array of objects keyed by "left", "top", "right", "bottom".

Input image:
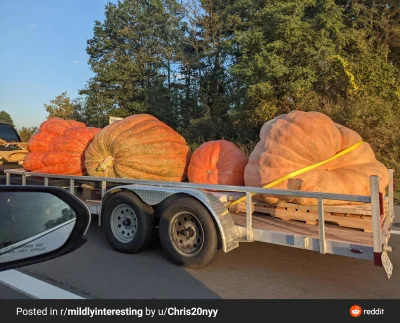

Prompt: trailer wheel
[
  {"left": 159, "top": 197, "right": 218, "bottom": 269},
  {"left": 103, "top": 191, "right": 153, "bottom": 253}
]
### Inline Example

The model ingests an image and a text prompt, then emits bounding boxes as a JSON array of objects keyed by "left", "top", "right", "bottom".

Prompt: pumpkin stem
[{"left": 97, "top": 156, "right": 114, "bottom": 172}]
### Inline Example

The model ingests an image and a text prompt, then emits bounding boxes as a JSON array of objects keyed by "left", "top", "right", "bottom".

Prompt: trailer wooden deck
[
  {"left": 212, "top": 191, "right": 376, "bottom": 246},
  {"left": 231, "top": 212, "right": 373, "bottom": 246}
]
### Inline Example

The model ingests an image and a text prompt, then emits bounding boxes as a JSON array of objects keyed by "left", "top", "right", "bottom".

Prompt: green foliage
[
  {"left": 18, "top": 127, "right": 38, "bottom": 142},
  {"left": 79, "top": 0, "right": 186, "bottom": 129},
  {"left": 70, "top": 0, "right": 399, "bottom": 178},
  {"left": 44, "top": 92, "right": 76, "bottom": 120},
  {"left": 0, "top": 110, "right": 14, "bottom": 127}
]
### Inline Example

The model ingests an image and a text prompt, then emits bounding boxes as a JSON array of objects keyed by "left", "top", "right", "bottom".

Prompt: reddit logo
[{"left": 350, "top": 305, "right": 362, "bottom": 317}]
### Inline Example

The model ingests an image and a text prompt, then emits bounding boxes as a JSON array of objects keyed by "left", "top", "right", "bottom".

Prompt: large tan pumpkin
[
  {"left": 244, "top": 111, "right": 389, "bottom": 205},
  {"left": 84, "top": 114, "right": 191, "bottom": 181}
]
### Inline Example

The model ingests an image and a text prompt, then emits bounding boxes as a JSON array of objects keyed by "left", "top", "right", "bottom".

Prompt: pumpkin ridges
[
  {"left": 244, "top": 110, "right": 389, "bottom": 205},
  {"left": 106, "top": 115, "right": 160, "bottom": 153},
  {"left": 262, "top": 112, "right": 340, "bottom": 164},
  {"left": 112, "top": 118, "right": 175, "bottom": 141},
  {"left": 251, "top": 114, "right": 339, "bottom": 174},
  {"left": 192, "top": 144, "right": 209, "bottom": 171},
  {"left": 111, "top": 125, "right": 186, "bottom": 156},
  {"left": 50, "top": 129, "right": 98, "bottom": 152},
  {"left": 114, "top": 163, "right": 187, "bottom": 181},
  {"left": 216, "top": 158, "right": 248, "bottom": 170},
  {"left": 93, "top": 118, "right": 127, "bottom": 157},
  {"left": 208, "top": 169, "right": 219, "bottom": 184},
  {"left": 95, "top": 125, "right": 114, "bottom": 157},
  {"left": 24, "top": 118, "right": 100, "bottom": 175},
  {"left": 286, "top": 111, "right": 341, "bottom": 153},
  {"left": 114, "top": 138, "right": 188, "bottom": 156},
  {"left": 188, "top": 140, "right": 248, "bottom": 186},
  {"left": 84, "top": 114, "right": 190, "bottom": 181},
  {"left": 207, "top": 141, "right": 217, "bottom": 172},
  {"left": 113, "top": 155, "right": 190, "bottom": 176},
  {"left": 115, "top": 142, "right": 190, "bottom": 160},
  {"left": 37, "top": 118, "right": 86, "bottom": 136},
  {"left": 213, "top": 142, "right": 236, "bottom": 164}
]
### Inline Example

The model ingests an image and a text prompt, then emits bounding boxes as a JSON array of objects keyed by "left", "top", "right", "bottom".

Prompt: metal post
[
  {"left": 70, "top": 179, "right": 75, "bottom": 194},
  {"left": 44, "top": 177, "right": 49, "bottom": 186},
  {"left": 22, "top": 174, "right": 26, "bottom": 186},
  {"left": 101, "top": 181, "right": 107, "bottom": 198},
  {"left": 389, "top": 169, "right": 394, "bottom": 221},
  {"left": 6, "top": 173, "right": 10, "bottom": 185},
  {"left": 246, "top": 192, "right": 253, "bottom": 241},
  {"left": 318, "top": 198, "right": 326, "bottom": 254},
  {"left": 370, "top": 176, "right": 382, "bottom": 254}
]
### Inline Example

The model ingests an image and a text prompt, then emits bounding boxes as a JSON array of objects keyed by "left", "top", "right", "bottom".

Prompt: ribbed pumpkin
[
  {"left": 244, "top": 111, "right": 389, "bottom": 205},
  {"left": 23, "top": 118, "right": 100, "bottom": 175},
  {"left": 84, "top": 114, "right": 191, "bottom": 181},
  {"left": 188, "top": 140, "right": 248, "bottom": 186}
]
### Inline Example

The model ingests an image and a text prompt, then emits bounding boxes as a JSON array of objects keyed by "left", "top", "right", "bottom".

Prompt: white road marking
[
  {"left": 390, "top": 230, "right": 400, "bottom": 235},
  {"left": 0, "top": 270, "right": 84, "bottom": 299}
]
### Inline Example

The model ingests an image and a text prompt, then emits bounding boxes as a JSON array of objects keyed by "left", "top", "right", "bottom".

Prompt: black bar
[{"left": 0, "top": 300, "right": 398, "bottom": 322}]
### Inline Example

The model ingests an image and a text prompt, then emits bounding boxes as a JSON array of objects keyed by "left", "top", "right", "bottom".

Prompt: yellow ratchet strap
[{"left": 229, "top": 140, "right": 364, "bottom": 207}]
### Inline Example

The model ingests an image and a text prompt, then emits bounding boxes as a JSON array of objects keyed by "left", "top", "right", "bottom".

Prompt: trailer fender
[{"left": 101, "top": 185, "right": 239, "bottom": 253}]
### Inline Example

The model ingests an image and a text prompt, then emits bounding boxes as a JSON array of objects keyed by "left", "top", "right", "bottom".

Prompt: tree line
[{"left": 44, "top": 0, "right": 399, "bottom": 172}]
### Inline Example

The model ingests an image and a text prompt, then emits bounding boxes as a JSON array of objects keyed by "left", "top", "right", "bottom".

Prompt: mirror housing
[{"left": 0, "top": 185, "right": 90, "bottom": 272}]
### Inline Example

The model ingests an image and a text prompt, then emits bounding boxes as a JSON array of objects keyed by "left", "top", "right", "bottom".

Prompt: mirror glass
[{"left": 0, "top": 191, "right": 76, "bottom": 263}]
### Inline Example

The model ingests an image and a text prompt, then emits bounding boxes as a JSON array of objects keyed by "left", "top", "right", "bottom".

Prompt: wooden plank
[
  {"left": 231, "top": 212, "right": 373, "bottom": 246},
  {"left": 272, "top": 201, "right": 374, "bottom": 215},
  {"left": 227, "top": 196, "right": 389, "bottom": 216},
  {"left": 231, "top": 198, "right": 389, "bottom": 232}
]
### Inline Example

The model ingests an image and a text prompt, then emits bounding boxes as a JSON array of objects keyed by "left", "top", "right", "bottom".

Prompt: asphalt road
[
  {"left": 0, "top": 284, "right": 31, "bottom": 299},
  {"left": 10, "top": 223, "right": 400, "bottom": 299},
  {"left": 1, "top": 174, "right": 400, "bottom": 299}
]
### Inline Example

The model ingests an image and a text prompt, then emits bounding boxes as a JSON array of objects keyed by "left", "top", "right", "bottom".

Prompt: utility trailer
[{"left": 4, "top": 168, "right": 395, "bottom": 278}]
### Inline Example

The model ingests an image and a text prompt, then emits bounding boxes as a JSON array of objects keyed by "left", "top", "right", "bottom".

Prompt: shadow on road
[{"left": 20, "top": 221, "right": 221, "bottom": 299}]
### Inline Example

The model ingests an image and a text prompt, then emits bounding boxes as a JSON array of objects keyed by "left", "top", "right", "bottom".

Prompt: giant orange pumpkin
[
  {"left": 244, "top": 111, "right": 389, "bottom": 205},
  {"left": 23, "top": 118, "right": 100, "bottom": 175},
  {"left": 188, "top": 140, "right": 248, "bottom": 186},
  {"left": 84, "top": 114, "right": 191, "bottom": 181}
]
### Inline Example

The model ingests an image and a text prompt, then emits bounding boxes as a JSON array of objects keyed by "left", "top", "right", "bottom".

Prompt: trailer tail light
[
  {"left": 379, "top": 192, "right": 384, "bottom": 229},
  {"left": 374, "top": 252, "right": 383, "bottom": 267}
]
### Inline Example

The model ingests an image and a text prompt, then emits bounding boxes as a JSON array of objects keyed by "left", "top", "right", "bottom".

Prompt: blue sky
[{"left": 0, "top": 0, "right": 114, "bottom": 129}]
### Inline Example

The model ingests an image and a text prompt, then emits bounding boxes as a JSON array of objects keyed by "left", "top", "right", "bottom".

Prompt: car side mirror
[{"left": 0, "top": 185, "right": 90, "bottom": 272}]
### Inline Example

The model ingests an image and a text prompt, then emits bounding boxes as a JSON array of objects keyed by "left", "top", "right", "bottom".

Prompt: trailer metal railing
[{"left": 4, "top": 169, "right": 394, "bottom": 260}]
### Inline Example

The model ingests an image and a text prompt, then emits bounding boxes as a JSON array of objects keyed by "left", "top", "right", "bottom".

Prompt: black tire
[
  {"left": 159, "top": 197, "right": 218, "bottom": 269},
  {"left": 102, "top": 191, "right": 153, "bottom": 253}
]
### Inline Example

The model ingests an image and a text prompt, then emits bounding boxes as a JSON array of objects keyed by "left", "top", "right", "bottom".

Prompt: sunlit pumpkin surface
[
  {"left": 188, "top": 140, "right": 248, "bottom": 186},
  {"left": 84, "top": 114, "right": 191, "bottom": 182},
  {"left": 23, "top": 118, "right": 100, "bottom": 175},
  {"left": 244, "top": 110, "right": 389, "bottom": 205}
]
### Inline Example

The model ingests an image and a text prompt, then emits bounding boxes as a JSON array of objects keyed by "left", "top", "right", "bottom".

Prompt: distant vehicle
[
  {"left": 0, "top": 123, "right": 21, "bottom": 143},
  {"left": 0, "top": 123, "right": 25, "bottom": 174}
]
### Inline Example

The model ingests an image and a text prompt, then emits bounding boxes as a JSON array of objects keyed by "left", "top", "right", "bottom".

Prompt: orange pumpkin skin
[
  {"left": 188, "top": 140, "right": 248, "bottom": 186},
  {"left": 84, "top": 114, "right": 191, "bottom": 181},
  {"left": 23, "top": 118, "right": 100, "bottom": 175},
  {"left": 244, "top": 111, "right": 389, "bottom": 205}
]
